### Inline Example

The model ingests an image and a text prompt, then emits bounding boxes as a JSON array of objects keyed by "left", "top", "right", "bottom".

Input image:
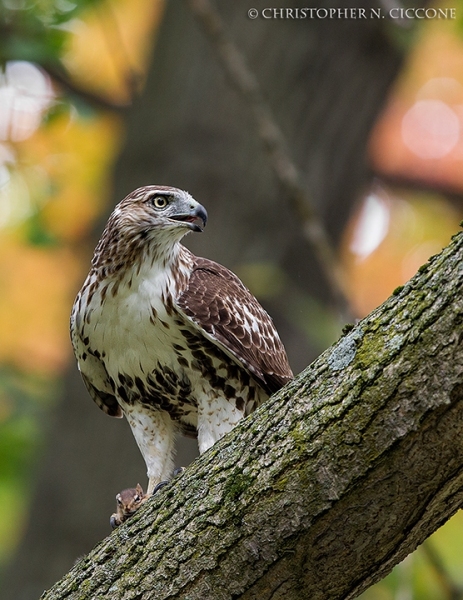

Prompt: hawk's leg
[
  {"left": 124, "top": 407, "right": 176, "bottom": 495},
  {"left": 197, "top": 393, "right": 246, "bottom": 454}
]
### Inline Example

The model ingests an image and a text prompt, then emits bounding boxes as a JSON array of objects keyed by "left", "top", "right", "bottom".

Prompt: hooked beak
[{"left": 170, "top": 203, "right": 208, "bottom": 233}]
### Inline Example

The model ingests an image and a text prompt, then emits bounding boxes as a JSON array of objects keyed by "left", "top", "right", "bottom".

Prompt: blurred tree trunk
[
  {"left": 41, "top": 230, "right": 463, "bottom": 600},
  {"left": 2, "top": 1, "right": 408, "bottom": 597}
]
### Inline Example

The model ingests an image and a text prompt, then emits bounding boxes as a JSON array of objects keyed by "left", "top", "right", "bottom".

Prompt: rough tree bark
[{"left": 40, "top": 228, "right": 463, "bottom": 600}]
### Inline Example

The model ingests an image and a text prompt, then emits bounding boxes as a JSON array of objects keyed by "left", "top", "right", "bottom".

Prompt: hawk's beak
[
  {"left": 191, "top": 204, "right": 208, "bottom": 232},
  {"left": 171, "top": 204, "right": 208, "bottom": 233}
]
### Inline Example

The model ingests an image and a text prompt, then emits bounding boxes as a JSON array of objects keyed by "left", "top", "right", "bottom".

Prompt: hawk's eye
[{"left": 151, "top": 195, "right": 168, "bottom": 209}]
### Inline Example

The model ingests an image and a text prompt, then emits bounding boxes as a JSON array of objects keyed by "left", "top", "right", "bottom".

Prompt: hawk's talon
[
  {"left": 148, "top": 467, "right": 185, "bottom": 497},
  {"left": 151, "top": 480, "right": 169, "bottom": 494},
  {"left": 110, "top": 514, "right": 120, "bottom": 530}
]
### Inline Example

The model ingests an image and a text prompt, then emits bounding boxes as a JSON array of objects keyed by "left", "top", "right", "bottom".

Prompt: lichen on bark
[{"left": 42, "top": 230, "right": 463, "bottom": 600}]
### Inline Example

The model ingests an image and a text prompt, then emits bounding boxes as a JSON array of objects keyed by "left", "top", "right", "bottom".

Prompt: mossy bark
[{"left": 41, "top": 231, "right": 463, "bottom": 599}]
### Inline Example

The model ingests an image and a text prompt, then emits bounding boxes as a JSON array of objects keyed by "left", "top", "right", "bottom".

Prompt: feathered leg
[
  {"left": 124, "top": 407, "right": 176, "bottom": 494},
  {"left": 197, "top": 392, "right": 245, "bottom": 454}
]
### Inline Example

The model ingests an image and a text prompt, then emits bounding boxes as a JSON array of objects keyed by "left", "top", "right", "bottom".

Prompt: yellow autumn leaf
[
  {"left": 0, "top": 236, "right": 82, "bottom": 374},
  {"left": 64, "top": 0, "right": 164, "bottom": 104}
]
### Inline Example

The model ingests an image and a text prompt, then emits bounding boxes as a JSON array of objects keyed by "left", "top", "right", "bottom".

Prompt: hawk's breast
[{"left": 75, "top": 258, "right": 267, "bottom": 435}]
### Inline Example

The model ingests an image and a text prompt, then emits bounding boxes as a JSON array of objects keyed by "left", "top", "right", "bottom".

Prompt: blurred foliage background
[
  {"left": 0, "top": 0, "right": 160, "bottom": 567},
  {"left": 0, "top": 0, "right": 462, "bottom": 598}
]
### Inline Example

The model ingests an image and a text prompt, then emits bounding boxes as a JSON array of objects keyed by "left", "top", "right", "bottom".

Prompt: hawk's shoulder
[{"left": 176, "top": 256, "right": 293, "bottom": 395}]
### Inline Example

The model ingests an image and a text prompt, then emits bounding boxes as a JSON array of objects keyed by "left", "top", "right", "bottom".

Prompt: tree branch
[
  {"left": 185, "top": 0, "right": 352, "bottom": 321},
  {"left": 44, "top": 62, "right": 131, "bottom": 112},
  {"left": 41, "top": 228, "right": 463, "bottom": 599}
]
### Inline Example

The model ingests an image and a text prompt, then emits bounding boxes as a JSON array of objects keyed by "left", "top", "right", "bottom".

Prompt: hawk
[{"left": 71, "top": 186, "right": 293, "bottom": 505}]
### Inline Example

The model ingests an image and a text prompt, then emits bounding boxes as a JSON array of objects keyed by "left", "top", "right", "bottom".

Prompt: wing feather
[
  {"left": 177, "top": 257, "right": 293, "bottom": 395},
  {"left": 71, "top": 311, "right": 122, "bottom": 418},
  {"left": 81, "top": 370, "right": 122, "bottom": 418}
]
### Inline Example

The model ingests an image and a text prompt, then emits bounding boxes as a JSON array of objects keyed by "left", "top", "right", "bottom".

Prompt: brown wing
[{"left": 177, "top": 257, "right": 293, "bottom": 395}]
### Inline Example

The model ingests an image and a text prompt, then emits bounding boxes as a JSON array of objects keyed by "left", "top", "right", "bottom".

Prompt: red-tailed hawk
[{"left": 71, "top": 186, "right": 293, "bottom": 503}]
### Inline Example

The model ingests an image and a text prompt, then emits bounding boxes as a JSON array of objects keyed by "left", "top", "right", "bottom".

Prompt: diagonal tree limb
[
  {"left": 41, "top": 229, "right": 463, "bottom": 599},
  {"left": 185, "top": 0, "right": 352, "bottom": 321}
]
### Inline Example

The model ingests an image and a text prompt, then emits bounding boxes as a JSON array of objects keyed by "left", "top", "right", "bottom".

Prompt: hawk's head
[
  {"left": 113, "top": 185, "right": 208, "bottom": 239},
  {"left": 93, "top": 186, "right": 208, "bottom": 271}
]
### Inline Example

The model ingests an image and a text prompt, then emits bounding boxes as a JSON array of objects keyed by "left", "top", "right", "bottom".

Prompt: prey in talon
[
  {"left": 110, "top": 483, "right": 147, "bottom": 529},
  {"left": 71, "top": 186, "right": 293, "bottom": 525},
  {"left": 110, "top": 470, "right": 183, "bottom": 529}
]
